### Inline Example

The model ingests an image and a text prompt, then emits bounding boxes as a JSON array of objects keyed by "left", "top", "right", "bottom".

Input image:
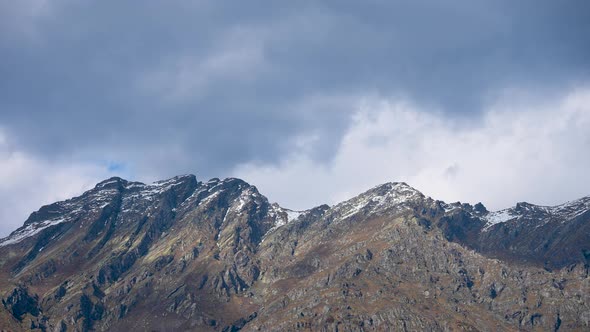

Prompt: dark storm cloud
[{"left": 0, "top": 0, "right": 589, "bottom": 179}]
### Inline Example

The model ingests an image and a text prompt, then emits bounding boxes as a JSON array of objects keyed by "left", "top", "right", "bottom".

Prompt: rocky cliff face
[
  {"left": 0, "top": 176, "right": 588, "bottom": 331},
  {"left": 440, "top": 197, "right": 590, "bottom": 269}
]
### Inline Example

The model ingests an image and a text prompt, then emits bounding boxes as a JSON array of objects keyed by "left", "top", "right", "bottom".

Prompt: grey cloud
[{"left": 0, "top": 1, "right": 588, "bottom": 235}]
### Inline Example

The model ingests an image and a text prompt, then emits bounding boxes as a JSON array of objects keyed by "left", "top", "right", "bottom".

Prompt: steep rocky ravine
[{"left": 0, "top": 175, "right": 588, "bottom": 331}]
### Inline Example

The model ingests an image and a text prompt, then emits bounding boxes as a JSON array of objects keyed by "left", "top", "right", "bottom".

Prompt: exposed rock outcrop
[{"left": 0, "top": 175, "right": 588, "bottom": 331}]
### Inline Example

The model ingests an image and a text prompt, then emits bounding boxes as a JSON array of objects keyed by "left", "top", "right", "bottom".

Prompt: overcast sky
[{"left": 1, "top": 1, "right": 589, "bottom": 237}]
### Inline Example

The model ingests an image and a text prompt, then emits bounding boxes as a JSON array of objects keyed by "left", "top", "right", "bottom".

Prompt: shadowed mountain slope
[{"left": 0, "top": 175, "right": 588, "bottom": 331}]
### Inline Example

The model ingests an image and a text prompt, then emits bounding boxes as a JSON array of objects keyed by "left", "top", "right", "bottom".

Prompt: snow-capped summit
[
  {"left": 482, "top": 196, "right": 590, "bottom": 230},
  {"left": 327, "top": 182, "right": 425, "bottom": 221},
  {"left": 0, "top": 174, "right": 589, "bottom": 331}
]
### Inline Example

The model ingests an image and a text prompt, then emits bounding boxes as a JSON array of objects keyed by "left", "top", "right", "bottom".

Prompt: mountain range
[{"left": 0, "top": 175, "right": 588, "bottom": 331}]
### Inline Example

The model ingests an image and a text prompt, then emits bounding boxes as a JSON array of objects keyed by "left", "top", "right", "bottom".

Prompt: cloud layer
[
  {"left": 234, "top": 88, "right": 590, "bottom": 211},
  {"left": 0, "top": 1, "right": 589, "bottom": 236},
  {"left": 0, "top": 130, "right": 115, "bottom": 236}
]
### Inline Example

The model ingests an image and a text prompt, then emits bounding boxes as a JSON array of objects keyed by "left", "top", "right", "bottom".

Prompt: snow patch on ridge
[
  {"left": 275, "top": 208, "right": 303, "bottom": 228},
  {"left": 483, "top": 209, "right": 517, "bottom": 230},
  {"left": 0, "top": 218, "right": 67, "bottom": 247},
  {"left": 261, "top": 205, "right": 307, "bottom": 243},
  {"left": 482, "top": 196, "right": 590, "bottom": 230},
  {"left": 285, "top": 209, "right": 302, "bottom": 223},
  {"left": 549, "top": 197, "right": 590, "bottom": 221},
  {"left": 330, "top": 182, "right": 424, "bottom": 221}
]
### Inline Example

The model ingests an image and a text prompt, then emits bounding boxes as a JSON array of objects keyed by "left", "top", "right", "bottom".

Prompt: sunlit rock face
[{"left": 0, "top": 175, "right": 588, "bottom": 331}]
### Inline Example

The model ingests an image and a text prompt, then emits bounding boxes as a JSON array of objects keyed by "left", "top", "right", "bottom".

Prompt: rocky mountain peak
[
  {"left": 432, "top": 194, "right": 590, "bottom": 269},
  {"left": 150, "top": 174, "right": 198, "bottom": 189},
  {"left": 326, "top": 181, "right": 425, "bottom": 222},
  {"left": 94, "top": 176, "right": 128, "bottom": 190},
  {"left": 374, "top": 181, "right": 424, "bottom": 200},
  {"left": 0, "top": 175, "right": 589, "bottom": 331},
  {"left": 481, "top": 196, "right": 590, "bottom": 231}
]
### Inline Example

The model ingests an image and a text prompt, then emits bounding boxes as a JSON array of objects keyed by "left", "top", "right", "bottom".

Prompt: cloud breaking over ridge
[
  {"left": 234, "top": 88, "right": 590, "bottom": 211},
  {"left": 0, "top": 1, "right": 589, "bottom": 236}
]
